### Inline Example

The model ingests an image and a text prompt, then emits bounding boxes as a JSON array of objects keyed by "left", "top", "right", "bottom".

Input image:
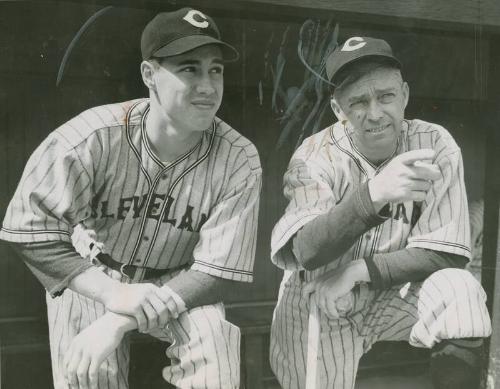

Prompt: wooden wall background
[{"left": 0, "top": 0, "right": 498, "bottom": 364}]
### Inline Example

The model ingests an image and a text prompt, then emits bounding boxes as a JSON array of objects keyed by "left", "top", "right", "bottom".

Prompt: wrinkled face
[
  {"left": 332, "top": 67, "right": 409, "bottom": 162},
  {"left": 147, "top": 44, "right": 224, "bottom": 133}
]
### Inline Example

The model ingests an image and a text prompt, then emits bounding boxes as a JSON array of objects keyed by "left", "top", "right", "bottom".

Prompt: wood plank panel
[
  {"left": 47, "top": 0, "right": 500, "bottom": 31},
  {"left": 227, "top": 0, "right": 500, "bottom": 29}
]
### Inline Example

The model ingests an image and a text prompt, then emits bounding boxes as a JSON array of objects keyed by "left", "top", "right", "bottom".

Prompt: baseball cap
[
  {"left": 141, "top": 8, "right": 239, "bottom": 61},
  {"left": 326, "top": 36, "right": 401, "bottom": 84}
]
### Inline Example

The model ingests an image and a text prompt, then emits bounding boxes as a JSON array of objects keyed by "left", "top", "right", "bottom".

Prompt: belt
[{"left": 95, "top": 252, "right": 171, "bottom": 280}]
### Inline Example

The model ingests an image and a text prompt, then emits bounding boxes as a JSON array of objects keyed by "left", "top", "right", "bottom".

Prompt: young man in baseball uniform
[
  {"left": 1, "top": 8, "right": 261, "bottom": 389},
  {"left": 270, "top": 36, "right": 491, "bottom": 389}
]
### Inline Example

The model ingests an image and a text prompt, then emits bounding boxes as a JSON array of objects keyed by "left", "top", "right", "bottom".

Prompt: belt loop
[{"left": 299, "top": 270, "right": 305, "bottom": 283}]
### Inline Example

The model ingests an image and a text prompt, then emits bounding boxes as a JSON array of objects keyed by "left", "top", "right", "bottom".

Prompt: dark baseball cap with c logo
[
  {"left": 141, "top": 8, "right": 239, "bottom": 61},
  {"left": 326, "top": 36, "right": 401, "bottom": 85}
]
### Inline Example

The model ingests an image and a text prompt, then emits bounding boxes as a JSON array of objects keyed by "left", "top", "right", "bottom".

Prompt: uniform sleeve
[
  {"left": 0, "top": 133, "right": 93, "bottom": 243},
  {"left": 166, "top": 269, "right": 242, "bottom": 309},
  {"left": 190, "top": 157, "right": 262, "bottom": 283},
  {"left": 293, "top": 181, "right": 388, "bottom": 270},
  {"left": 407, "top": 150, "right": 471, "bottom": 258},
  {"left": 271, "top": 153, "right": 338, "bottom": 270},
  {"left": 8, "top": 240, "right": 94, "bottom": 297}
]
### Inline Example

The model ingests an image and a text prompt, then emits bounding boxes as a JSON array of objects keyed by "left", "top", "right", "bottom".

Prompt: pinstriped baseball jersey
[
  {"left": 1, "top": 98, "right": 261, "bottom": 282},
  {"left": 271, "top": 118, "right": 470, "bottom": 276},
  {"left": 269, "top": 119, "right": 489, "bottom": 389}
]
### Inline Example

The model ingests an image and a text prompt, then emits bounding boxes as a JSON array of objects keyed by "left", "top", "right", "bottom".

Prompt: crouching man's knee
[{"left": 411, "top": 268, "right": 491, "bottom": 348}]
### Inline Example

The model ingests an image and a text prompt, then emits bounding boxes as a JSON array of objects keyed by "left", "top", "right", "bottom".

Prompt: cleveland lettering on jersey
[{"left": 91, "top": 193, "right": 208, "bottom": 232}]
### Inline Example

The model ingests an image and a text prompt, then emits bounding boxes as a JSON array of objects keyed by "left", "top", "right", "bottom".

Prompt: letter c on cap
[
  {"left": 183, "top": 10, "right": 209, "bottom": 28},
  {"left": 341, "top": 37, "right": 366, "bottom": 52}
]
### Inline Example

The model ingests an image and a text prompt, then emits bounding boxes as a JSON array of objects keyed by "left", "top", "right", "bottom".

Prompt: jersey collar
[
  {"left": 329, "top": 120, "right": 408, "bottom": 176},
  {"left": 125, "top": 99, "right": 216, "bottom": 177}
]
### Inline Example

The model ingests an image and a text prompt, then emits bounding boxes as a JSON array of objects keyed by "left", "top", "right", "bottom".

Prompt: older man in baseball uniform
[
  {"left": 270, "top": 36, "right": 491, "bottom": 389},
  {"left": 1, "top": 8, "right": 261, "bottom": 389}
]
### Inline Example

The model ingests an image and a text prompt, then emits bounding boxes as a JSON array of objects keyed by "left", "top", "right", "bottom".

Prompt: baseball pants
[
  {"left": 270, "top": 268, "right": 492, "bottom": 389},
  {"left": 46, "top": 268, "right": 240, "bottom": 389}
]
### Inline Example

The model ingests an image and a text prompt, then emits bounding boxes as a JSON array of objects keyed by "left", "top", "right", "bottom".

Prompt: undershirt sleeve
[
  {"left": 166, "top": 270, "right": 240, "bottom": 309},
  {"left": 8, "top": 240, "right": 234, "bottom": 308},
  {"left": 292, "top": 182, "right": 469, "bottom": 289},
  {"left": 366, "top": 248, "right": 468, "bottom": 289},
  {"left": 7, "top": 240, "right": 94, "bottom": 297},
  {"left": 292, "top": 181, "right": 389, "bottom": 270}
]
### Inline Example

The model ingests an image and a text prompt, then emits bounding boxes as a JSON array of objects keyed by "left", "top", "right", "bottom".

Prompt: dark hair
[{"left": 331, "top": 56, "right": 402, "bottom": 94}]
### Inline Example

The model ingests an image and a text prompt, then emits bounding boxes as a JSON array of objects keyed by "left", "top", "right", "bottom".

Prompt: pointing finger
[{"left": 412, "top": 163, "right": 441, "bottom": 181}]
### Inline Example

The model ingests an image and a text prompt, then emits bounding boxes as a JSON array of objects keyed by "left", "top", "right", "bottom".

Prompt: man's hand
[
  {"left": 102, "top": 283, "right": 179, "bottom": 333},
  {"left": 303, "top": 260, "right": 369, "bottom": 319},
  {"left": 63, "top": 313, "right": 127, "bottom": 389},
  {"left": 369, "top": 149, "right": 441, "bottom": 211}
]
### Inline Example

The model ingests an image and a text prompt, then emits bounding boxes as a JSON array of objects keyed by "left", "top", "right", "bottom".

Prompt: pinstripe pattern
[
  {"left": 271, "top": 119, "right": 470, "bottom": 278},
  {"left": 157, "top": 303, "right": 240, "bottom": 388},
  {"left": 1, "top": 98, "right": 261, "bottom": 282},
  {"left": 47, "top": 285, "right": 130, "bottom": 389},
  {"left": 47, "top": 269, "right": 240, "bottom": 389},
  {"left": 270, "top": 119, "right": 489, "bottom": 388},
  {"left": 270, "top": 269, "right": 491, "bottom": 389},
  {"left": 1, "top": 98, "right": 261, "bottom": 388}
]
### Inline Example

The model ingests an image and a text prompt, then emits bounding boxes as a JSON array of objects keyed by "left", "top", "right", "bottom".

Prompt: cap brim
[
  {"left": 331, "top": 54, "right": 401, "bottom": 86},
  {"left": 152, "top": 35, "right": 239, "bottom": 62}
]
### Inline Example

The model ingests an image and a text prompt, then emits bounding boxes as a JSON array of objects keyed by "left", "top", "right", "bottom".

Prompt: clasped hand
[
  {"left": 64, "top": 284, "right": 185, "bottom": 388},
  {"left": 303, "top": 264, "right": 357, "bottom": 319},
  {"left": 63, "top": 314, "right": 124, "bottom": 389},
  {"left": 102, "top": 282, "right": 184, "bottom": 333}
]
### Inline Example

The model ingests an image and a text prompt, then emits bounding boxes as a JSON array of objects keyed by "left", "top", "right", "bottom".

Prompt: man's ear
[
  {"left": 402, "top": 81, "right": 410, "bottom": 109},
  {"left": 330, "top": 97, "right": 347, "bottom": 123},
  {"left": 140, "top": 60, "right": 156, "bottom": 90}
]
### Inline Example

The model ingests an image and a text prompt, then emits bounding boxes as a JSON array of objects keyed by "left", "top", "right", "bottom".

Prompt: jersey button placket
[{"left": 135, "top": 231, "right": 151, "bottom": 267}]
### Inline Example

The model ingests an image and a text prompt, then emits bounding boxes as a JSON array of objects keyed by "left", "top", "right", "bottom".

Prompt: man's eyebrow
[
  {"left": 174, "top": 58, "right": 225, "bottom": 66},
  {"left": 377, "top": 87, "right": 398, "bottom": 94},
  {"left": 347, "top": 93, "right": 368, "bottom": 103},
  {"left": 175, "top": 59, "right": 201, "bottom": 66},
  {"left": 347, "top": 87, "right": 398, "bottom": 102}
]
